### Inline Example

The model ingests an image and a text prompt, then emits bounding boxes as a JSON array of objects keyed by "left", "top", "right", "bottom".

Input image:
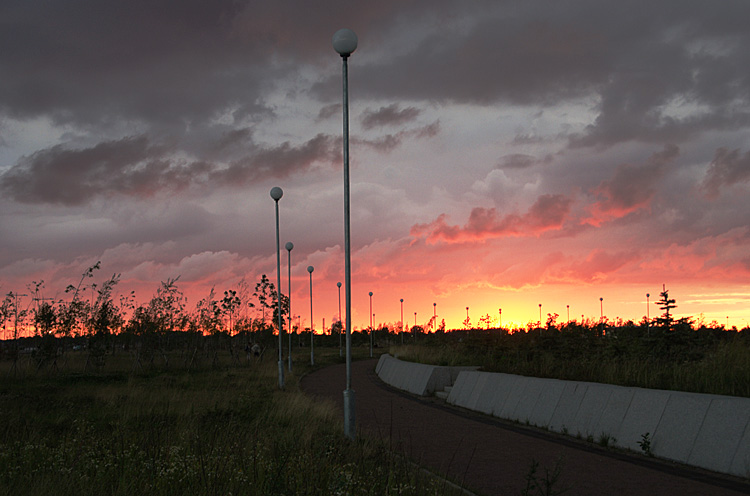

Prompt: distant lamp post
[
  {"left": 368, "top": 292, "right": 373, "bottom": 358},
  {"left": 433, "top": 302, "right": 437, "bottom": 330},
  {"left": 400, "top": 298, "right": 404, "bottom": 345},
  {"left": 333, "top": 26, "right": 358, "bottom": 440},
  {"left": 566, "top": 304, "right": 570, "bottom": 324},
  {"left": 600, "top": 297, "right": 604, "bottom": 336},
  {"left": 646, "top": 293, "right": 650, "bottom": 335},
  {"left": 308, "top": 265, "right": 315, "bottom": 366},
  {"left": 499, "top": 308, "right": 502, "bottom": 328},
  {"left": 337, "top": 282, "right": 343, "bottom": 357},
  {"left": 539, "top": 303, "right": 542, "bottom": 328},
  {"left": 285, "top": 241, "right": 294, "bottom": 371},
  {"left": 270, "top": 186, "right": 284, "bottom": 389},
  {"left": 414, "top": 311, "right": 417, "bottom": 337}
]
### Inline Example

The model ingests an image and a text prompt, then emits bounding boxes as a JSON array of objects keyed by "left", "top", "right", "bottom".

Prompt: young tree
[
  {"left": 656, "top": 284, "right": 677, "bottom": 329},
  {"left": 253, "top": 274, "right": 274, "bottom": 324},
  {"left": 221, "top": 289, "right": 241, "bottom": 335}
]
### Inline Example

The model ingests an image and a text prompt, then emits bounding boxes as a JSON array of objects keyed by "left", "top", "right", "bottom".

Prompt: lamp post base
[{"left": 343, "top": 388, "right": 356, "bottom": 440}]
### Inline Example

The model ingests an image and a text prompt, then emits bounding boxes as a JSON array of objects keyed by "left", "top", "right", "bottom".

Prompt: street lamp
[
  {"left": 334, "top": 25, "right": 358, "bottom": 441},
  {"left": 566, "top": 304, "right": 570, "bottom": 324},
  {"left": 600, "top": 297, "right": 604, "bottom": 336},
  {"left": 499, "top": 308, "right": 502, "bottom": 328},
  {"left": 433, "top": 302, "right": 437, "bottom": 330},
  {"left": 308, "top": 265, "right": 315, "bottom": 366},
  {"left": 285, "top": 242, "right": 294, "bottom": 371},
  {"left": 368, "top": 291, "right": 373, "bottom": 358},
  {"left": 337, "top": 282, "right": 343, "bottom": 357},
  {"left": 270, "top": 186, "right": 284, "bottom": 389},
  {"left": 646, "top": 293, "right": 650, "bottom": 335},
  {"left": 400, "top": 298, "right": 404, "bottom": 345},
  {"left": 539, "top": 303, "right": 542, "bottom": 328}
]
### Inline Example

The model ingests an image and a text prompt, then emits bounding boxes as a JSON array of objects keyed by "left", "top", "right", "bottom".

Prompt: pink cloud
[{"left": 411, "top": 194, "right": 573, "bottom": 244}]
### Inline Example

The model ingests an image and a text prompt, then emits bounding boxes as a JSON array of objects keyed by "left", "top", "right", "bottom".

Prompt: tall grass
[
  {"left": 0, "top": 350, "right": 464, "bottom": 495},
  {"left": 390, "top": 326, "right": 750, "bottom": 397}
]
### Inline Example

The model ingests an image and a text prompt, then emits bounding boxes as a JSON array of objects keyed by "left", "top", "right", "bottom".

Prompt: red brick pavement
[{"left": 300, "top": 358, "right": 750, "bottom": 496}]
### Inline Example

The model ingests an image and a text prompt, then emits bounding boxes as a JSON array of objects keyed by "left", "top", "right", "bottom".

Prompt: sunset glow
[{"left": 2, "top": 1, "right": 750, "bottom": 336}]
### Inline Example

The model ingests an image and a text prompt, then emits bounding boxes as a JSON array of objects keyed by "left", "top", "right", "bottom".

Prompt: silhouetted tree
[{"left": 656, "top": 284, "right": 677, "bottom": 329}]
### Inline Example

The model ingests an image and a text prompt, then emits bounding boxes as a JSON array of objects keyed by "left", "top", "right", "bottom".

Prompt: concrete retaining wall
[
  {"left": 375, "top": 355, "right": 750, "bottom": 478},
  {"left": 447, "top": 370, "right": 750, "bottom": 478},
  {"left": 375, "top": 354, "right": 478, "bottom": 397}
]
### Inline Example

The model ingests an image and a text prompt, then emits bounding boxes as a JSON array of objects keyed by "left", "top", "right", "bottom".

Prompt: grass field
[
  {"left": 388, "top": 325, "right": 750, "bottom": 398},
  {"left": 0, "top": 347, "right": 465, "bottom": 496}
]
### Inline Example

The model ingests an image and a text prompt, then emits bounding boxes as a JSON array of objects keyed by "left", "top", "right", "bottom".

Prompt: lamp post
[
  {"left": 499, "top": 308, "right": 502, "bottom": 328},
  {"left": 600, "top": 297, "right": 604, "bottom": 336},
  {"left": 337, "top": 282, "right": 342, "bottom": 357},
  {"left": 400, "top": 298, "right": 404, "bottom": 345},
  {"left": 285, "top": 242, "right": 294, "bottom": 371},
  {"left": 368, "top": 292, "right": 373, "bottom": 358},
  {"left": 539, "top": 303, "right": 542, "bottom": 328},
  {"left": 308, "top": 265, "right": 315, "bottom": 366},
  {"left": 333, "top": 27, "right": 358, "bottom": 440},
  {"left": 270, "top": 186, "right": 284, "bottom": 389},
  {"left": 433, "top": 302, "right": 437, "bottom": 330},
  {"left": 566, "top": 304, "right": 570, "bottom": 324},
  {"left": 646, "top": 293, "right": 650, "bottom": 335}
]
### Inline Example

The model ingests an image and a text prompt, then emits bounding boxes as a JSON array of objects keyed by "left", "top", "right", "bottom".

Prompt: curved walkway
[{"left": 300, "top": 358, "right": 750, "bottom": 496}]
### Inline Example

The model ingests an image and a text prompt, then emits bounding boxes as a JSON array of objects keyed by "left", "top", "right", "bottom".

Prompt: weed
[
  {"left": 521, "top": 456, "right": 571, "bottom": 496},
  {"left": 597, "top": 432, "right": 616, "bottom": 448},
  {"left": 638, "top": 432, "right": 653, "bottom": 457}
]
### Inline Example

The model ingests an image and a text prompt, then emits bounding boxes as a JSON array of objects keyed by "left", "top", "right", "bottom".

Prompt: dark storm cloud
[
  {"left": 355, "top": 121, "right": 440, "bottom": 153},
  {"left": 0, "top": 133, "right": 340, "bottom": 205},
  {"left": 592, "top": 144, "right": 679, "bottom": 217},
  {"left": 701, "top": 148, "right": 750, "bottom": 199},
  {"left": 342, "top": 1, "right": 750, "bottom": 148},
  {"left": 361, "top": 104, "right": 421, "bottom": 130}
]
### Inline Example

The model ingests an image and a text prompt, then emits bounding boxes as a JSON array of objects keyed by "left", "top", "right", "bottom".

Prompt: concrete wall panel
[
  {"left": 573, "top": 385, "right": 612, "bottom": 438},
  {"left": 617, "top": 389, "right": 670, "bottom": 452},
  {"left": 652, "top": 393, "right": 711, "bottom": 463},
  {"left": 548, "top": 382, "right": 588, "bottom": 433},
  {"left": 512, "top": 377, "right": 546, "bottom": 426},
  {"left": 592, "top": 387, "right": 634, "bottom": 444},
  {"left": 497, "top": 376, "right": 532, "bottom": 421},
  {"left": 528, "top": 379, "right": 566, "bottom": 428},
  {"left": 689, "top": 396, "right": 750, "bottom": 475}
]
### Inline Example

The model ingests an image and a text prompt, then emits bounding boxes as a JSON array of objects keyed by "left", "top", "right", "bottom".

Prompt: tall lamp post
[
  {"left": 400, "top": 298, "right": 404, "bottom": 345},
  {"left": 333, "top": 27, "right": 358, "bottom": 440},
  {"left": 308, "top": 266, "right": 315, "bottom": 365},
  {"left": 337, "top": 282, "right": 343, "bottom": 357},
  {"left": 600, "top": 297, "right": 604, "bottom": 336},
  {"left": 539, "top": 304, "right": 542, "bottom": 328},
  {"left": 285, "top": 242, "right": 294, "bottom": 371},
  {"left": 368, "top": 291, "right": 373, "bottom": 358},
  {"left": 270, "top": 186, "right": 284, "bottom": 389},
  {"left": 646, "top": 293, "right": 650, "bottom": 335},
  {"left": 433, "top": 302, "right": 437, "bottom": 331}
]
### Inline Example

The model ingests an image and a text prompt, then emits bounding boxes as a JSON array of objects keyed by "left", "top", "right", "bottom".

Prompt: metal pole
[
  {"left": 400, "top": 298, "right": 404, "bottom": 345},
  {"left": 369, "top": 292, "right": 373, "bottom": 358},
  {"left": 308, "top": 266, "right": 314, "bottom": 366},
  {"left": 337, "top": 282, "right": 342, "bottom": 357},
  {"left": 286, "top": 242, "right": 293, "bottom": 371},
  {"left": 271, "top": 187, "right": 284, "bottom": 390},
  {"left": 333, "top": 28, "right": 358, "bottom": 440}
]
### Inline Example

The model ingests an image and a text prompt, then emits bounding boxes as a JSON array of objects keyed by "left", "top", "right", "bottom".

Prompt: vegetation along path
[{"left": 301, "top": 358, "right": 750, "bottom": 496}]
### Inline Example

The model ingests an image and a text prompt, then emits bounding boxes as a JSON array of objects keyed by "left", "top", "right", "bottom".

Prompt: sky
[{"left": 1, "top": 0, "right": 750, "bottom": 332}]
